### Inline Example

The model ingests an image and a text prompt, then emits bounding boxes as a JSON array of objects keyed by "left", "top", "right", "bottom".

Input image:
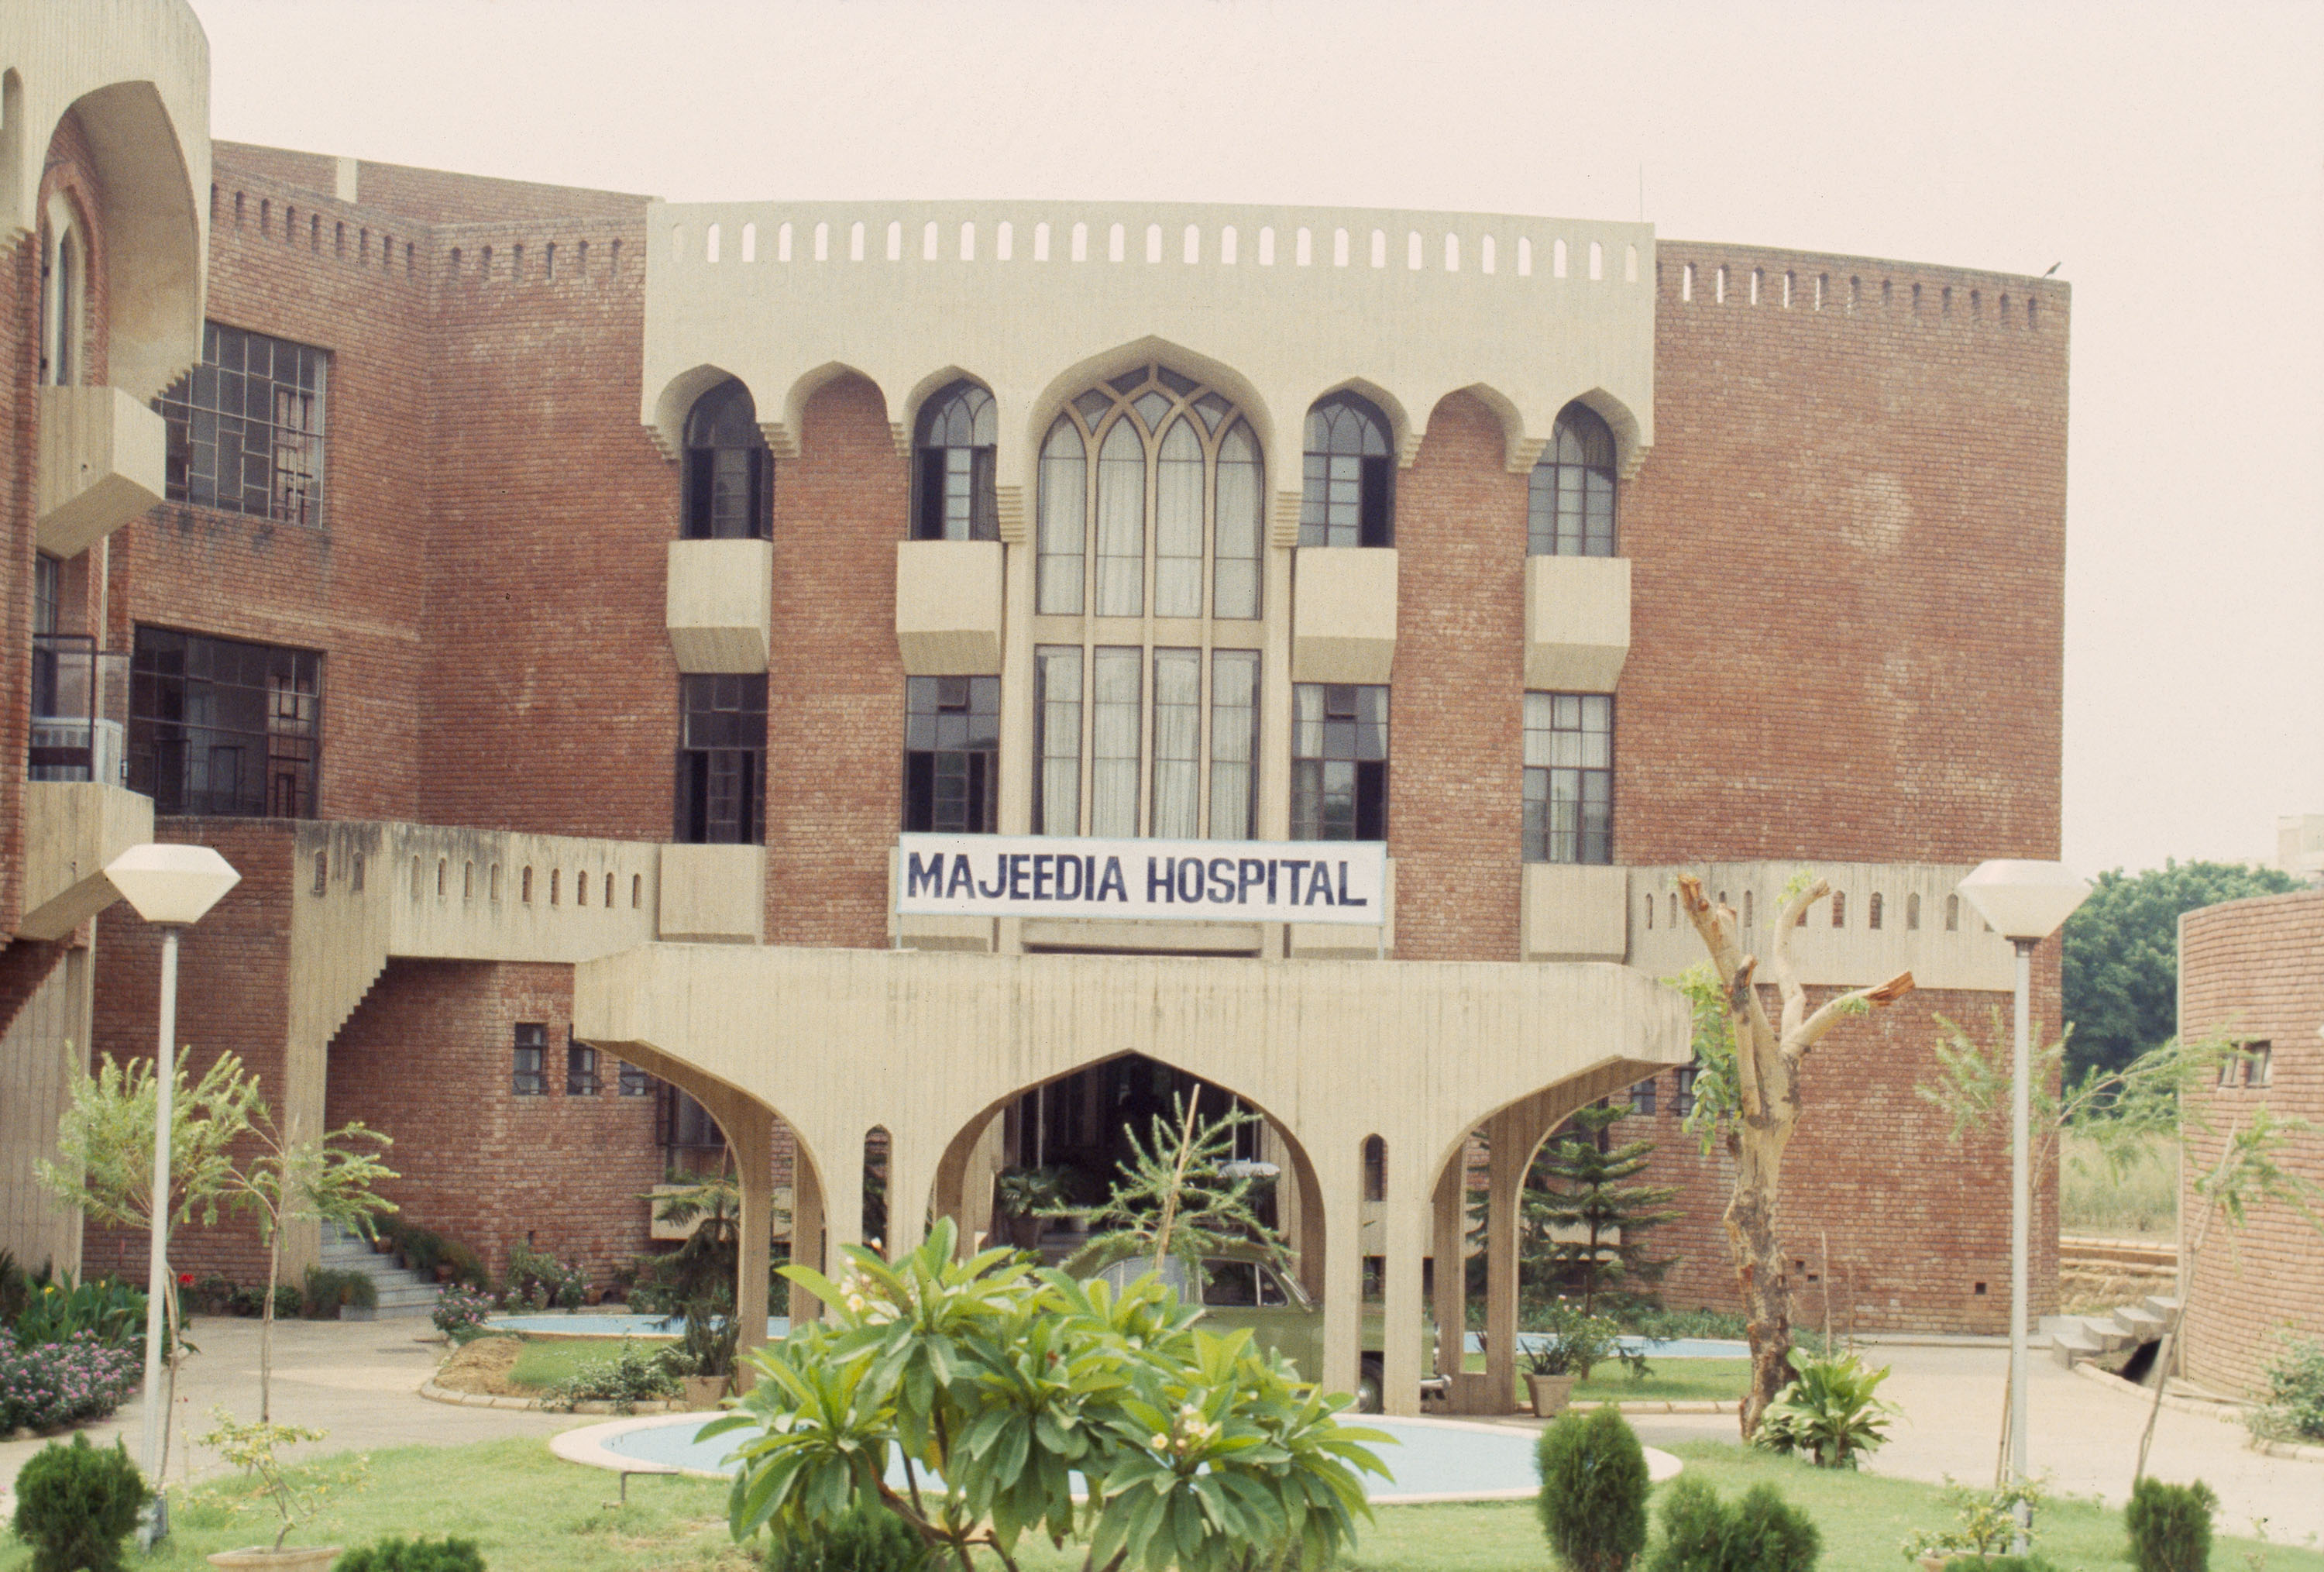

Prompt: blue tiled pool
[
  {"left": 562, "top": 1412, "right": 1677, "bottom": 1503},
  {"left": 486, "top": 1313, "right": 790, "bottom": 1340}
]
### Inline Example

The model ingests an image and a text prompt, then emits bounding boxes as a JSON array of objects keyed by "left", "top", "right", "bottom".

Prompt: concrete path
[
  {"left": 1620, "top": 1343, "right": 2323, "bottom": 1549},
  {"left": 4, "top": 1321, "right": 2318, "bottom": 1550}
]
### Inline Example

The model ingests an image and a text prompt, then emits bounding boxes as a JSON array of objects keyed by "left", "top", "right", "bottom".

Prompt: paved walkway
[{"left": 3, "top": 1321, "right": 2317, "bottom": 1547}]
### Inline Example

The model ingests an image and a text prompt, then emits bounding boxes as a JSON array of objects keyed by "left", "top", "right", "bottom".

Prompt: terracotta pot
[
  {"left": 206, "top": 1546, "right": 341, "bottom": 1570},
  {"left": 681, "top": 1374, "right": 728, "bottom": 1409},
  {"left": 1526, "top": 1372, "right": 1578, "bottom": 1418}
]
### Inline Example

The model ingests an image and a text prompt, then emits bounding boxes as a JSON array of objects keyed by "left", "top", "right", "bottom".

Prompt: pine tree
[{"left": 1528, "top": 1101, "right": 1680, "bottom": 1318}]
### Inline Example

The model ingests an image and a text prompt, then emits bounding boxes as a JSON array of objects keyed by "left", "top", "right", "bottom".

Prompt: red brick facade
[
  {"left": 2177, "top": 889, "right": 2324, "bottom": 1397},
  {"left": 9, "top": 139, "right": 2071, "bottom": 1324}
]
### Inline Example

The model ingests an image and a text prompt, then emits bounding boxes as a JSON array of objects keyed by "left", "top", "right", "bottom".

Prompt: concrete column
[
  {"left": 1432, "top": 1148, "right": 1468, "bottom": 1394},
  {"left": 1320, "top": 1136, "right": 1364, "bottom": 1400},
  {"left": 728, "top": 1102, "right": 774, "bottom": 1362},
  {"left": 1483, "top": 1108, "right": 1528, "bottom": 1414},
  {"left": 888, "top": 1135, "right": 929, "bottom": 1257},
  {"left": 1381, "top": 1147, "right": 1428, "bottom": 1417},
  {"left": 788, "top": 1151, "right": 825, "bottom": 1323}
]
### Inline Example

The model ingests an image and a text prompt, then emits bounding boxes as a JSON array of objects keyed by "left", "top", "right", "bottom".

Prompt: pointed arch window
[
  {"left": 682, "top": 379, "right": 772, "bottom": 540},
  {"left": 1299, "top": 393, "right": 1393, "bottom": 548},
  {"left": 913, "top": 380, "right": 998, "bottom": 541},
  {"left": 1033, "top": 365, "right": 1264, "bottom": 621},
  {"left": 1528, "top": 402, "right": 1617, "bottom": 557}
]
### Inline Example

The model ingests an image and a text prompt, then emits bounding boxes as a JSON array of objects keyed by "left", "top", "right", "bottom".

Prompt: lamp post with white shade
[
  {"left": 101, "top": 843, "right": 241, "bottom": 1539},
  {"left": 1955, "top": 858, "right": 2090, "bottom": 1553}
]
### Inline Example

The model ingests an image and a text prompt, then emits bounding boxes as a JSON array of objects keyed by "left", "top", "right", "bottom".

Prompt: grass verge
[{"left": 1462, "top": 1353, "right": 1750, "bottom": 1405}]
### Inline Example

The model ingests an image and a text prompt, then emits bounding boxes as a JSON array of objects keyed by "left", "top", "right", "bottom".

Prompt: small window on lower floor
[
  {"left": 903, "top": 676, "right": 999, "bottom": 832},
  {"left": 512, "top": 1023, "right": 548, "bottom": 1096},
  {"left": 566, "top": 1035, "right": 600, "bottom": 1096},
  {"left": 1291, "top": 683, "right": 1388, "bottom": 841},
  {"left": 1673, "top": 1066, "right": 1699, "bottom": 1118},
  {"left": 1523, "top": 693, "right": 1612, "bottom": 864},
  {"left": 618, "top": 1060, "right": 653, "bottom": 1097},
  {"left": 1629, "top": 1077, "right": 1656, "bottom": 1117}
]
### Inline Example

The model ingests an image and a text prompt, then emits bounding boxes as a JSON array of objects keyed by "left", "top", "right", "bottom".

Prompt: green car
[{"left": 1098, "top": 1248, "right": 1442, "bottom": 1412}]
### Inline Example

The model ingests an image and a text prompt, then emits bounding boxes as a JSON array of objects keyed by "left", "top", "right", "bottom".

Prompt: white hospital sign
[{"left": 896, "top": 835, "right": 1387, "bottom": 926}]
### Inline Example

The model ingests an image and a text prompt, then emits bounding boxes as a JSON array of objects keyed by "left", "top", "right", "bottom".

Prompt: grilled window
[
  {"left": 1528, "top": 402, "right": 1618, "bottom": 557},
  {"left": 903, "top": 676, "right": 999, "bottom": 833},
  {"left": 618, "top": 1060, "right": 653, "bottom": 1098},
  {"left": 566, "top": 1035, "right": 600, "bottom": 1096},
  {"left": 682, "top": 378, "right": 772, "bottom": 540},
  {"left": 674, "top": 674, "right": 766, "bottom": 844},
  {"left": 512, "top": 1023, "right": 548, "bottom": 1096},
  {"left": 128, "top": 626, "right": 321, "bottom": 817},
  {"left": 1290, "top": 683, "right": 1388, "bottom": 841},
  {"left": 156, "top": 323, "right": 328, "bottom": 526},
  {"left": 1629, "top": 1077, "right": 1657, "bottom": 1116},
  {"left": 913, "top": 381, "right": 999, "bottom": 541},
  {"left": 1299, "top": 393, "right": 1393, "bottom": 548},
  {"left": 1523, "top": 693, "right": 1614, "bottom": 864}
]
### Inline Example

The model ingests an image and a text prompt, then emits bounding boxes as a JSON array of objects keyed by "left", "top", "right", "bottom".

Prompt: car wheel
[{"left": 1357, "top": 1357, "right": 1384, "bottom": 1415}]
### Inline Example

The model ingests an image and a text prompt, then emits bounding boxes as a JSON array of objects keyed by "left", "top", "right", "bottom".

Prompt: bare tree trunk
[
  {"left": 262, "top": 1223, "right": 281, "bottom": 1422},
  {"left": 1678, "top": 874, "right": 1913, "bottom": 1438}
]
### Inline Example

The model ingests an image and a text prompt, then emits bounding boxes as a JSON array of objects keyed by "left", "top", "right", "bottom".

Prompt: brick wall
[
  {"left": 84, "top": 820, "right": 296, "bottom": 1286},
  {"left": 1387, "top": 393, "right": 1528, "bottom": 961},
  {"left": 765, "top": 373, "right": 908, "bottom": 948},
  {"left": 2178, "top": 889, "right": 2324, "bottom": 1397},
  {"left": 324, "top": 958, "right": 666, "bottom": 1285}
]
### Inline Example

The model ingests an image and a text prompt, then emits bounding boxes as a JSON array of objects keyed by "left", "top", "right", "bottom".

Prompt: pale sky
[{"left": 190, "top": 0, "right": 2324, "bottom": 879}]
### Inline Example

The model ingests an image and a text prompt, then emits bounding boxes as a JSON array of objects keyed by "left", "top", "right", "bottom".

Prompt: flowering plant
[
  {"left": 0, "top": 1327, "right": 143, "bottom": 1433},
  {"left": 430, "top": 1285, "right": 495, "bottom": 1343}
]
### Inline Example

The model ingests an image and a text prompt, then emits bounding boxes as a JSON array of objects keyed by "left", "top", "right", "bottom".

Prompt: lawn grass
[
  {"left": 6, "top": 1432, "right": 2314, "bottom": 1572},
  {"left": 505, "top": 1336, "right": 655, "bottom": 1390},
  {"left": 1461, "top": 1353, "right": 1749, "bottom": 1405}
]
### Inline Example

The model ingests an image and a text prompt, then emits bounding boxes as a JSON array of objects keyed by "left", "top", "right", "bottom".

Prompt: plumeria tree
[{"left": 707, "top": 1219, "right": 1387, "bottom": 1572}]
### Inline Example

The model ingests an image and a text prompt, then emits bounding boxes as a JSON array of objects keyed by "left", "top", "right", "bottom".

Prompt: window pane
[
  {"left": 1095, "top": 419, "right": 1145, "bottom": 617},
  {"left": 1213, "top": 422, "right": 1263, "bottom": 619},
  {"left": 1037, "top": 419, "right": 1086, "bottom": 614},
  {"left": 1151, "top": 648, "right": 1201, "bottom": 838},
  {"left": 1209, "top": 650, "right": 1258, "bottom": 839},
  {"left": 1522, "top": 690, "right": 1613, "bottom": 864},
  {"left": 1090, "top": 646, "right": 1142, "bottom": 836},
  {"left": 1153, "top": 418, "right": 1203, "bottom": 617},
  {"left": 1290, "top": 681, "right": 1387, "bottom": 841},
  {"left": 1035, "top": 646, "right": 1083, "bottom": 834}
]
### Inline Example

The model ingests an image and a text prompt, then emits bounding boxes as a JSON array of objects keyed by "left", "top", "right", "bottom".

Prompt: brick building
[
  {"left": 2176, "top": 889, "right": 2324, "bottom": 1398},
  {"left": 4, "top": 0, "right": 2070, "bottom": 1416}
]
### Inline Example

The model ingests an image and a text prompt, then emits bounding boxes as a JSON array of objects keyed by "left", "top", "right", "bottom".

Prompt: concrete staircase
[
  {"left": 2048, "top": 1292, "right": 2181, "bottom": 1370},
  {"left": 318, "top": 1220, "right": 443, "bottom": 1321}
]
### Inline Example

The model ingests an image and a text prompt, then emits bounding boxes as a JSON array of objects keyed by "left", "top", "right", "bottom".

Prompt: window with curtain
[
  {"left": 1033, "top": 645, "right": 1083, "bottom": 834},
  {"left": 681, "top": 378, "right": 772, "bottom": 540},
  {"left": 1208, "top": 650, "right": 1260, "bottom": 840},
  {"left": 1299, "top": 393, "right": 1393, "bottom": 548},
  {"left": 1528, "top": 402, "right": 1618, "bottom": 557},
  {"left": 914, "top": 380, "right": 999, "bottom": 540},
  {"left": 1150, "top": 648, "right": 1202, "bottom": 838},
  {"left": 1034, "top": 365, "right": 1263, "bottom": 620},
  {"left": 1090, "top": 647, "right": 1143, "bottom": 836},
  {"left": 1522, "top": 692, "right": 1613, "bottom": 863}
]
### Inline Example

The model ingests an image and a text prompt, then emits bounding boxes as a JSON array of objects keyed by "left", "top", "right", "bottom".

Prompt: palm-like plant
[{"left": 1753, "top": 1345, "right": 1897, "bottom": 1468}]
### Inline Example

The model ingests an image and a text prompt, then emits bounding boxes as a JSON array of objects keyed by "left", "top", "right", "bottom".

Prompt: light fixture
[{"left": 1956, "top": 857, "right": 2089, "bottom": 1553}]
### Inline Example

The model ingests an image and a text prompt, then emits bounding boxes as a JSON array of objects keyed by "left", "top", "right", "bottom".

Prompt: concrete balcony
[
  {"left": 665, "top": 538, "right": 773, "bottom": 673},
  {"left": 38, "top": 387, "right": 166, "bottom": 559},
  {"left": 17, "top": 783, "right": 153, "bottom": 940},
  {"left": 1292, "top": 548, "right": 1397, "bottom": 685},
  {"left": 896, "top": 540, "right": 1003, "bottom": 675},
  {"left": 1524, "top": 554, "right": 1631, "bottom": 693},
  {"left": 658, "top": 842, "right": 765, "bottom": 943},
  {"left": 1521, "top": 862, "right": 1628, "bottom": 962}
]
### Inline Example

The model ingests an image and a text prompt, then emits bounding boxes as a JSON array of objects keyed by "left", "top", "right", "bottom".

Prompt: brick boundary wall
[{"left": 2178, "top": 889, "right": 2324, "bottom": 1398}]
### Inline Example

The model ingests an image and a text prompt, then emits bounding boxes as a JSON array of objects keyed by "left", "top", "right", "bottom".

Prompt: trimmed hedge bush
[
  {"left": 9, "top": 1433, "right": 150, "bottom": 1572},
  {"left": 2124, "top": 1477, "right": 2216, "bottom": 1572},
  {"left": 1647, "top": 1475, "right": 1819, "bottom": 1571},
  {"left": 1536, "top": 1405, "right": 1650, "bottom": 1572},
  {"left": 332, "top": 1535, "right": 487, "bottom": 1571},
  {"left": 764, "top": 1501, "right": 923, "bottom": 1572}
]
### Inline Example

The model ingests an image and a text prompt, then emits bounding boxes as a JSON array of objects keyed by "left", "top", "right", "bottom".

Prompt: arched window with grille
[
  {"left": 681, "top": 378, "right": 771, "bottom": 540},
  {"left": 1299, "top": 392, "right": 1392, "bottom": 548},
  {"left": 913, "top": 380, "right": 998, "bottom": 540},
  {"left": 1528, "top": 401, "right": 1617, "bottom": 557}
]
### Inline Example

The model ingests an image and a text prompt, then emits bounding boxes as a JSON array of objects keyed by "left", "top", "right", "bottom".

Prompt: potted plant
[
  {"left": 994, "top": 1165, "right": 1069, "bottom": 1250},
  {"left": 195, "top": 1409, "right": 341, "bottom": 1570},
  {"left": 661, "top": 1297, "right": 740, "bottom": 1409},
  {"left": 1521, "top": 1300, "right": 1630, "bottom": 1417}
]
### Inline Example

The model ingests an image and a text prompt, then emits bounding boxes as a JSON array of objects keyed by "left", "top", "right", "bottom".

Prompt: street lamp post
[
  {"left": 1956, "top": 858, "right": 2090, "bottom": 1555},
  {"left": 101, "top": 844, "right": 241, "bottom": 1543}
]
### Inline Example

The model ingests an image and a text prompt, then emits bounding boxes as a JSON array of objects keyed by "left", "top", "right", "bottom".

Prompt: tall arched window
[
  {"left": 1299, "top": 393, "right": 1392, "bottom": 548},
  {"left": 1033, "top": 366, "right": 1263, "bottom": 621},
  {"left": 682, "top": 379, "right": 771, "bottom": 540},
  {"left": 1528, "top": 402, "right": 1617, "bottom": 556},
  {"left": 913, "top": 380, "right": 998, "bottom": 541},
  {"left": 40, "top": 194, "right": 88, "bottom": 387},
  {"left": 1031, "top": 364, "right": 1266, "bottom": 839}
]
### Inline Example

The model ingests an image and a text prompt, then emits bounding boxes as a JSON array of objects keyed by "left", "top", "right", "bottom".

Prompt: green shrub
[
  {"left": 10, "top": 1272, "right": 146, "bottom": 1348},
  {"left": 1647, "top": 1477, "right": 1817, "bottom": 1571},
  {"left": 1753, "top": 1346, "right": 1896, "bottom": 1468},
  {"left": 2123, "top": 1477, "right": 2216, "bottom": 1572},
  {"left": 332, "top": 1535, "right": 487, "bottom": 1571},
  {"left": 1900, "top": 1474, "right": 2049, "bottom": 1564},
  {"left": 2254, "top": 1333, "right": 2324, "bottom": 1443},
  {"left": 8, "top": 1433, "right": 150, "bottom": 1572},
  {"left": 538, "top": 1336, "right": 681, "bottom": 1412},
  {"left": 763, "top": 1500, "right": 924, "bottom": 1572},
  {"left": 302, "top": 1266, "right": 379, "bottom": 1318},
  {"left": 1943, "top": 1558, "right": 2062, "bottom": 1571},
  {"left": 1535, "top": 1405, "right": 1649, "bottom": 1571},
  {"left": 501, "top": 1242, "right": 584, "bottom": 1309}
]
